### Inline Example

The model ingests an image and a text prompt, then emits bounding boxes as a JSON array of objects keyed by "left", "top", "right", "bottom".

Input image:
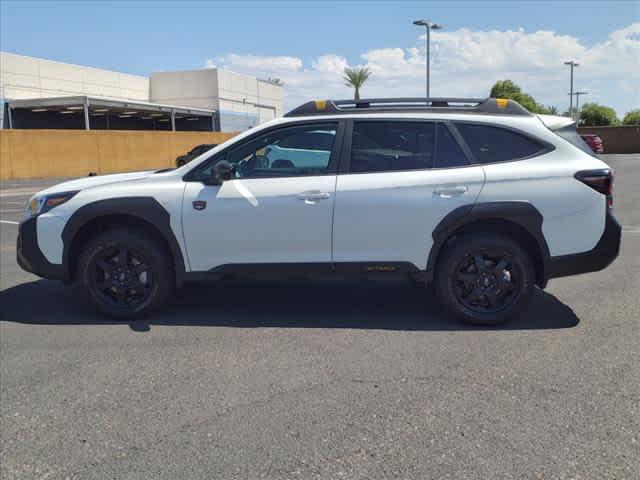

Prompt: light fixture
[
  {"left": 31, "top": 108, "right": 48, "bottom": 112},
  {"left": 186, "top": 117, "right": 200, "bottom": 121},
  {"left": 122, "top": 111, "right": 138, "bottom": 115},
  {"left": 90, "top": 113, "right": 105, "bottom": 116},
  {"left": 66, "top": 106, "right": 84, "bottom": 110},
  {"left": 150, "top": 113, "right": 163, "bottom": 117},
  {"left": 60, "top": 110, "right": 76, "bottom": 114},
  {"left": 158, "top": 118, "right": 169, "bottom": 122},
  {"left": 93, "top": 108, "right": 109, "bottom": 113},
  {"left": 118, "top": 114, "right": 133, "bottom": 118},
  {"left": 141, "top": 116, "right": 152, "bottom": 120}
]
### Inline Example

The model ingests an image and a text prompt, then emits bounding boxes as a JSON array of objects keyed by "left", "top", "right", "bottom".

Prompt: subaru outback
[{"left": 17, "top": 97, "right": 621, "bottom": 325}]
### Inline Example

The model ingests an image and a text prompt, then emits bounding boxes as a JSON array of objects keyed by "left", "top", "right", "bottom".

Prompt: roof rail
[{"left": 284, "top": 97, "right": 532, "bottom": 117}]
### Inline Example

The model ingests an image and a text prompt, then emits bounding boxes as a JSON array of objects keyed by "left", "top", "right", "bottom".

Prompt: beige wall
[
  {"left": 0, "top": 129, "right": 236, "bottom": 180},
  {"left": 0, "top": 52, "right": 149, "bottom": 101}
]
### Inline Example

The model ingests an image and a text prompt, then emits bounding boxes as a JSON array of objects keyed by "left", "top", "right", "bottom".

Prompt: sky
[{"left": 1, "top": 0, "right": 639, "bottom": 116}]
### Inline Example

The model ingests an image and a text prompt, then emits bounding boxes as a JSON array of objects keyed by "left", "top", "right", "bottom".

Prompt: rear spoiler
[{"left": 537, "top": 114, "right": 575, "bottom": 131}]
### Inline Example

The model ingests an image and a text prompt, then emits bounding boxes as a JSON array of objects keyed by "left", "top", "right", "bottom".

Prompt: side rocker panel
[{"left": 61, "top": 197, "right": 186, "bottom": 286}]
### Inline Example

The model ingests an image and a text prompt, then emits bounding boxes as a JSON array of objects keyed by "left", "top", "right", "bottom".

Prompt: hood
[{"left": 37, "top": 170, "right": 156, "bottom": 196}]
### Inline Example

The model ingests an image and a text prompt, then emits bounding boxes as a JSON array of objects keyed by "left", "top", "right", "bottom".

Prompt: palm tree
[{"left": 343, "top": 67, "right": 371, "bottom": 101}]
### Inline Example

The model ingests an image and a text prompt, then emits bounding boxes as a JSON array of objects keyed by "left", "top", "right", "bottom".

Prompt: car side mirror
[{"left": 209, "top": 160, "right": 234, "bottom": 184}]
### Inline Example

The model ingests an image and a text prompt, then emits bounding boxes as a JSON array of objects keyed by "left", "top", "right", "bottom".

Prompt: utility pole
[
  {"left": 573, "top": 91, "right": 588, "bottom": 120},
  {"left": 564, "top": 60, "right": 579, "bottom": 119},
  {"left": 413, "top": 19, "right": 443, "bottom": 98}
]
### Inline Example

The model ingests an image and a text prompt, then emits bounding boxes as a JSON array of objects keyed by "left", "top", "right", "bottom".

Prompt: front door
[{"left": 182, "top": 121, "right": 342, "bottom": 272}]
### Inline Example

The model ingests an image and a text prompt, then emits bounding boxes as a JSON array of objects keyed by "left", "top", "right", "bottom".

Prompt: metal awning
[{"left": 5, "top": 95, "right": 217, "bottom": 131}]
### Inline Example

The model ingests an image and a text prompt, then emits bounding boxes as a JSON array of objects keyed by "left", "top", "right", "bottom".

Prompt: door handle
[
  {"left": 433, "top": 185, "right": 468, "bottom": 198},
  {"left": 297, "top": 190, "right": 331, "bottom": 204}
]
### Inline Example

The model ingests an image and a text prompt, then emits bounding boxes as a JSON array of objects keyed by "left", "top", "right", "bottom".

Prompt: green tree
[
  {"left": 489, "top": 79, "right": 549, "bottom": 114},
  {"left": 343, "top": 67, "right": 371, "bottom": 101},
  {"left": 546, "top": 105, "right": 559, "bottom": 115},
  {"left": 579, "top": 103, "right": 619, "bottom": 126},
  {"left": 622, "top": 109, "right": 640, "bottom": 125}
]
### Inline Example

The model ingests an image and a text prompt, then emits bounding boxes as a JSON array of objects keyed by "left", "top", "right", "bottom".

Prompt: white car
[{"left": 17, "top": 97, "right": 621, "bottom": 324}]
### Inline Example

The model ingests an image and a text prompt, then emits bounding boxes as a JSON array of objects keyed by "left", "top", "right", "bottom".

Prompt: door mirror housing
[{"left": 208, "top": 160, "right": 234, "bottom": 184}]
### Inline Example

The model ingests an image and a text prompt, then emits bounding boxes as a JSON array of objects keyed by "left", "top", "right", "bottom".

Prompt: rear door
[{"left": 332, "top": 120, "right": 485, "bottom": 270}]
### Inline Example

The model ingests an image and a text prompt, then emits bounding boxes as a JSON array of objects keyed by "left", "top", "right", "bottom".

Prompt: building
[
  {"left": 150, "top": 69, "right": 283, "bottom": 130},
  {"left": 0, "top": 51, "right": 283, "bottom": 131}
]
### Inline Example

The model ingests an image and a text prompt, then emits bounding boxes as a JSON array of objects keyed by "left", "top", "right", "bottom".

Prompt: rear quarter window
[
  {"left": 555, "top": 125, "right": 596, "bottom": 156},
  {"left": 455, "top": 123, "right": 545, "bottom": 163}
]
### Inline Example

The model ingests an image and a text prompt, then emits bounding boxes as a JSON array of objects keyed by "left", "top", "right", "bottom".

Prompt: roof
[
  {"left": 5, "top": 95, "right": 215, "bottom": 116},
  {"left": 285, "top": 97, "right": 532, "bottom": 118}
]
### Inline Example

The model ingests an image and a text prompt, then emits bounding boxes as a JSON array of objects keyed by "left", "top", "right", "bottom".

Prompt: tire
[
  {"left": 434, "top": 233, "right": 535, "bottom": 325},
  {"left": 78, "top": 228, "right": 174, "bottom": 319}
]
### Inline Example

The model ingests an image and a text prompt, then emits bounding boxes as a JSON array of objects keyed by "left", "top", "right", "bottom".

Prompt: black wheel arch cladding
[
  {"left": 427, "top": 202, "right": 551, "bottom": 285},
  {"left": 61, "top": 197, "right": 186, "bottom": 286}
]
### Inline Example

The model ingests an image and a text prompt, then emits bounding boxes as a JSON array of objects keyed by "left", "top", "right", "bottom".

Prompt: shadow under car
[{"left": 0, "top": 278, "right": 579, "bottom": 332}]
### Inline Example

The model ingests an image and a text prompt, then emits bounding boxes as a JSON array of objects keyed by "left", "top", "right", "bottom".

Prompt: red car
[{"left": 580, "top": 134, "right": 604, "bottom": 154}]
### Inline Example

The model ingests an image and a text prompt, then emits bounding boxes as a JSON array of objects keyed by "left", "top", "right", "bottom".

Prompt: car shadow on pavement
[{"left": 0, "top": 278, "right": 580, "bottom": 332}]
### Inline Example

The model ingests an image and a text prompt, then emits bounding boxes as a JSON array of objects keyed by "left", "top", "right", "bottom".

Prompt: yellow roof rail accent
[
  {"left": 496, "top": 98, "right": 509, "bottom": 108},
  {"left": 315, "top": 100, "right": 327, "bottom": 111}
]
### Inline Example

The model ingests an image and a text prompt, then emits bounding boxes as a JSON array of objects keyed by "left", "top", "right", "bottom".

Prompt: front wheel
[
  {"left": 78, "top": 229, "right": 174, "bottom": 319},
  {"left": 434, "top": 233, "right": 535, "bottom": 325}
]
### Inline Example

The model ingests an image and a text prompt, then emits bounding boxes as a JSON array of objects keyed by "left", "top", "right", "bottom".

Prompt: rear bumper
[
  {"left": 17, "top": 216, "right": 67, "bottom": 281},
  {"left": 545, "top": 209, "right": 621, "bottom": 280}
]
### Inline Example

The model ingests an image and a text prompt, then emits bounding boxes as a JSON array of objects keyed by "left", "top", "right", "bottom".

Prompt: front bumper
[
  {"left": 545, "top": 209, "right": 621, "bottom": 280},
  {"left": 17, "top": 216, "right": 67, "bottom": 281}
]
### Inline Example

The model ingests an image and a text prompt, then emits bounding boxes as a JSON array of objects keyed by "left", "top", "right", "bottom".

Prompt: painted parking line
[{"left": 0, "top": 220, "right": 19, "bottom": 225}]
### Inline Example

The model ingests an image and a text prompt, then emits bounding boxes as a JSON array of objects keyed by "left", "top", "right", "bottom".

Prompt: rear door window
[
  {"left": 455, "top": 123, "right": 544, "bottom": 163},
  {"left": 350, "top": 121, "right": 435, "bottom": 173}
]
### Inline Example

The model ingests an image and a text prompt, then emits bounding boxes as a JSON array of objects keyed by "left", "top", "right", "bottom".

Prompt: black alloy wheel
[
  {"left": 451, "top": 250, "right": 522, "bottom": 315},
  {"left": 79, "top": 229, "right": 174, "bottom": 318},
  {"left": 435, "top": 232, "right": 534, "bottom": 325},
  {"left": 88, "top": 245, "right": 155, "bottom": 310}
]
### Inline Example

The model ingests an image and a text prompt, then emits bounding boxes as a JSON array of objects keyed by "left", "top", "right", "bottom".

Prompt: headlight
[{"left": 25, "top": 191, "right": 79, "bottom": 218}]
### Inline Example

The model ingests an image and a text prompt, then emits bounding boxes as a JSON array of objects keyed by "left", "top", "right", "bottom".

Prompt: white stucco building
[{"left": 0, "top": 51, "right": 283, "bottom": 131}]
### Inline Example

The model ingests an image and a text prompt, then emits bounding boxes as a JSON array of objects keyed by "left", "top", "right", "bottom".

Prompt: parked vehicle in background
[
  {"left": 580, "top": 134, "right": 605, "bottom": 154},
  {"left": 176, "top": 144, "right": 217, "bottom": 167},
  {"left": 17, "top": 97, "right": 621, "bottom": 325}
]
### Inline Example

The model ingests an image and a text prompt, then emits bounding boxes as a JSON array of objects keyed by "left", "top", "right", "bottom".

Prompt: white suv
[{"left": 17, "top": 98, "right": 621, "bottom": 324}]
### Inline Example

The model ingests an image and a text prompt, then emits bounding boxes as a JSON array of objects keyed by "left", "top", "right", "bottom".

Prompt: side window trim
[
  {"left": 338, "top": 118, "right": 354, "bottom": 174},
  {"left": 451, "top": 121, "right": 555, "bottom": 165},
  {"left": 183, "top": 120, "right": 346, "bottom": 182},
  {"left": 441, "top": 121, "right": 475, "bottom": 167}
]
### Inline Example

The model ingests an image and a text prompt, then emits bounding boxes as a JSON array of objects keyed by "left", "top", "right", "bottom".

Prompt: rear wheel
[
  {"left": 434, "top": 233, "right": 534, "bottom": 325},
  {"left": 78, "top": 229, "right": 174, "bottom": 319}
]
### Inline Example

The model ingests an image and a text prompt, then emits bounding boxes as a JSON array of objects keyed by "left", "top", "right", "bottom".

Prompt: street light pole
[
  {"left": 564, "top": 60, "right": 579, "bottom": 119},
  {"left": 426, "top": 26, "right": 429, "bottom": 98},
  {"left": 413, "top": 19, "right": 443, "bottom": 98}
]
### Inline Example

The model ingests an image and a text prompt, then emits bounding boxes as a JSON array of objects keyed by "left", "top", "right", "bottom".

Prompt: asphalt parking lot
[{"left": 1, "top": 155, "right": 638, "bottom": 479}]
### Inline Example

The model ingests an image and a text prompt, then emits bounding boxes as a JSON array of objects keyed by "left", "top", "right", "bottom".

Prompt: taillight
[{"left": 575, "top": 169, "right": 614, "bottom": 208}]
